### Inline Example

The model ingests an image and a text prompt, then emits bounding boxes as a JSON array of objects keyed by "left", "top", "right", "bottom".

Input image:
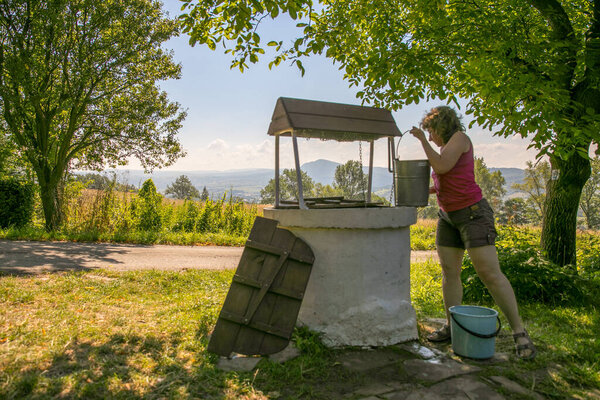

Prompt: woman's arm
[{"left": 410, "top": 128, "right": 470, "bottom": 175}]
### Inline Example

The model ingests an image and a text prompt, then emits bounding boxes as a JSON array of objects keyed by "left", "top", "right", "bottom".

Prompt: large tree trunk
[
  {"left": 36, "top": 170, "right": 65, "bottom": 231},
  {"left": 541, "top": 151, "right": 591, "bottom": 268}
]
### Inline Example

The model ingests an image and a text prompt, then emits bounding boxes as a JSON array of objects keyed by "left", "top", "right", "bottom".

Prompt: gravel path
[{"left": 0, "top": 239, "right": 438, "bottom": 275}]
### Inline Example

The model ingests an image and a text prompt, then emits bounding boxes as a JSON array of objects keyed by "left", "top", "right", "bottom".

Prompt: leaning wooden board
[{"left": 207, "top": 217, "right": 315, "bottom": 357}]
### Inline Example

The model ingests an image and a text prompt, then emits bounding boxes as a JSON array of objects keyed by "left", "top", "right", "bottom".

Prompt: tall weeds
[{"left": 29, "top": 179, "right": 261, "bottom": 245}]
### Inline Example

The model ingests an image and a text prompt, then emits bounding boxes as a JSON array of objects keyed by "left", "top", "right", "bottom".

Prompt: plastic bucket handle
[{"left": 450, "top": 313, "right": 502, "bottom": 339}]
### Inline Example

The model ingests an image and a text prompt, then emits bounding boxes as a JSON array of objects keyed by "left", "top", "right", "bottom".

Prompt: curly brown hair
[{"left": 420, "top": 106, "right": 465, "bottom": 144}]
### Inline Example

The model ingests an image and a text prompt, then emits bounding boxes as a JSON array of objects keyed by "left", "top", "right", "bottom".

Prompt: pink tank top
[{"left": 432, "top": 141, "right": 482, "bottom": 212}]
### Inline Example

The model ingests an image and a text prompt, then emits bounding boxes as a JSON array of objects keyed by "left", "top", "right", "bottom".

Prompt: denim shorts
[{"left": 436, "top": 198, "right": 497, "bottom": 249}]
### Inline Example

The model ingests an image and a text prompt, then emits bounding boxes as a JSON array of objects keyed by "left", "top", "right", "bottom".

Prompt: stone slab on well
[{"left": 263, "top": 207, "right": 418, "bottom": 347}]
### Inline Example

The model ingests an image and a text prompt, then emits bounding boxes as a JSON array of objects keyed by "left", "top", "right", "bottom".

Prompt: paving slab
[
  {"left": 335, "top": 348, "right": 404, "bottom": 372},
  {"left": 489, "top": 375, "right": 546, "bottom": 400},
  {"left": 268, "top": 343, "right": 301, "bottom": 364},
  {"left": 216, "top": 355, "right": 262, "bottom": 371},
  {"left": 403, "top": 357, "right": 481, "bottom": 382}
]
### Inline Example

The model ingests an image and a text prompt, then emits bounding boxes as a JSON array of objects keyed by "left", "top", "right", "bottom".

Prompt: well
[{"left": 263, "top": 207, "right": 418, "bottom": 347}]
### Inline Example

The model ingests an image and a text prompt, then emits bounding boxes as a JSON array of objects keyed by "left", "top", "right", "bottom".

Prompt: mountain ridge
[{"left": 77, "top": 159, "right": 524, "bottom": 201}]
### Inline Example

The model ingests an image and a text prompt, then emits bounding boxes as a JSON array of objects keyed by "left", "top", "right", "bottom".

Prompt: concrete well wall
[{"left": 263, "top": 207, "right": 418, "bottom": 347}]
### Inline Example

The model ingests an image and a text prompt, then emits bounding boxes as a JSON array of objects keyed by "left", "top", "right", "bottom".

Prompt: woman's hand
[{"left": 409, "top": 126, "right": 427, "bottom": 142}]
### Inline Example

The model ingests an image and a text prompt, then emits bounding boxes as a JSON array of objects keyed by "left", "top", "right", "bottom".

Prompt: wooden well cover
[
  {"left": 267, "top": 97, "right": 402, "bottom": 141},
  {"left": 207, "top": 217, "right": 315, "bottom": 357}
]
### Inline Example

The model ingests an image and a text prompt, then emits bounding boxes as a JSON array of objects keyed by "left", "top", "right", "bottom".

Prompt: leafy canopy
[
  {"left": 179, "top": 0, "right": 600, "bottom": 160},
  {"left": 0, "top": 0, "right": 186, "bottom": 172}
]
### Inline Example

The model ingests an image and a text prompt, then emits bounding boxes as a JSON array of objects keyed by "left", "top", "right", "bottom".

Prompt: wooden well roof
[{"left": 267, "top": 97, "right": 402, "bottom": 141}]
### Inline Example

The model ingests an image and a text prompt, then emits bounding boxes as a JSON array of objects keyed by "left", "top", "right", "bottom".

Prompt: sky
[{"left": 130, "top": 0, "right": 541, "bottom": 172}]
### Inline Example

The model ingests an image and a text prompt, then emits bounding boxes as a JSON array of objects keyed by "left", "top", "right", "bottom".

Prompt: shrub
[
  {"left": 131, "top": 179, "right": 163, "bottom": 231},
  {"left": 0, "top": 177, "right": 35, "bottom": 228},
  {"left": 461, "top": 226, "right": 591, "bottom": 306}
]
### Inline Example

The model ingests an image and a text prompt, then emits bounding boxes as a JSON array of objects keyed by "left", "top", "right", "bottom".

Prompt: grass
[
  {"left": 1, "top": 265, "right": 598, "bottom": 399},
  {"left": 0, "top": 225, "right": 248, "bottom": 246}
]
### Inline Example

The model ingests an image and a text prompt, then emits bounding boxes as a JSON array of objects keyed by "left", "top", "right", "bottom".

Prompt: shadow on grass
[{"left": 3, "top": 333, "right": 241, "bottom": 399}]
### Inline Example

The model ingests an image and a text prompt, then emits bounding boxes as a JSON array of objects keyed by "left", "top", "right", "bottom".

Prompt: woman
[{"left": 410, "top": 106, "right": 536, "bottom": 360}]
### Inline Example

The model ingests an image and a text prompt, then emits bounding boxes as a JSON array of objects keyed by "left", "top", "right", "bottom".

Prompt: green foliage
[
  {"left": 461, "top": 226, "right": 595, "bottom": 306},
  {"left": 131, "top": 179, "right": 163, "bottom": 231},
  {"left": 70, "top": 172, "right": 137, "bottom": 192},
  {"left": 165, "top": 175, "right": 200, "bottom": 199},
  {"left": 0, "top": 177, "right": 35, "bottom": 228},
  {"left": 0, "top": 0, "right": 185, "bottom": 230},
  {"left": 1, "top": 181, "right": 260, "bottom": 244},
  {"left": 577, "top": 231, "right": 600, "bottom": 279},
  {"left": 410, "top": 259, "right": 444, "bottom": 319},
  {"left": 178, "top": 0, "right": 599, "bottom": 267},
  {"left": 511, "top": 161, "right": 551, "bottom": 221},
  {"left": 416, "top": 194, "right": 439, "bottom": 219},
  {"left": 333, "top": 160, "right": 368, "bottom": 200},
  {"left": 497, "top": 197, "right": 530, "bottom": 225},
  {"left": 473, "top": 157, "right": 505, "bottom": 211},
  {"left": 410, "top": 221, "right": 437, "bottom": 250},
  {"left": 579, "top": 156, "right": 600, "bottom": 229},
  {"left": 260, "top": 169, "right": 315, "bottom": 203}
]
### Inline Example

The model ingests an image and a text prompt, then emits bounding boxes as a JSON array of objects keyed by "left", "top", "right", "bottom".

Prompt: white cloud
[
  {"left": 472, "top": 137, "right": 539, "bottom": 168},
  {"left": 207, "top": 139, "right": 230, "bottom": 152}
]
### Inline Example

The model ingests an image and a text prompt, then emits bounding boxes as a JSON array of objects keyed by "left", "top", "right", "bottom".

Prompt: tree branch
[{"left": 527, "top": 0, "right": 578, "bottom": 89}]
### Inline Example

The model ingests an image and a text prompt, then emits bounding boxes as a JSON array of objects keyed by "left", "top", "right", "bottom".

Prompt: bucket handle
[{"left": 451, "top": 313, "right": 502, "bottom": 339}]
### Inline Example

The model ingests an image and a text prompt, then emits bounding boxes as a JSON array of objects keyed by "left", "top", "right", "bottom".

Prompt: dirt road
[{"left": 0, "top": 239, "right": 438, "bottom": 274}]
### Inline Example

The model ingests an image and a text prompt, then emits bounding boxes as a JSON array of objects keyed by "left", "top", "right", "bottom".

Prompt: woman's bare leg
[
  {"left": 467, "top": 245, "right": 534, "bottom": 357},
  {"left": 437, "top": 245, "right": 465, "bottom": 324},
  {"left": 466, "top": 245, "right": 524, "bottom": 331}
]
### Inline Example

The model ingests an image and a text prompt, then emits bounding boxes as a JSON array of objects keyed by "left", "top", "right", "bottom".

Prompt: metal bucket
[{"left": 394, "top": 159, "right": 430, "bottom": 207}]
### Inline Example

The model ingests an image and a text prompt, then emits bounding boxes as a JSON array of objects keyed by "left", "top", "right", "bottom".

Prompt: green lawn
[{"left": 1, "top": 266, "right": 598, "bottom": 399}]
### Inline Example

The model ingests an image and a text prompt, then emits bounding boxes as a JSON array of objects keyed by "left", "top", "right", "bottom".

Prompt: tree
[
  {"left": 71, "top": 172, "right": 137, "bottom": 192},
  {"left": 512, "top": 161, "right": 551, "bottom": 222},
  {"left": 165, "top": 175, "right": 200, "bottom": 200},
  {"left": 313, "top": 182, "right": 340, "bottom": 198},
  {"left": 497, "top": 197, "right": 530, "bottom": 225},
  {"left": 579, "top": 156, "right": 600, "bottom": 229},
  {"left": 260, "top": 169, "right": 315, "bottom": 204},
  {"left": 333, "top": 160, "right": 368, "bottom": 199},
  {"left": 0, "top": 0, "right": 186, "bottom": 230},
  {"left": 201, "top": 186, "right": 210, "bottom": 201},
  {"left": 473, "top": 157, "right": 506, "bottom": 211},
  {"left": 179, "top": 0, "right": 600, "bottom": 266}
]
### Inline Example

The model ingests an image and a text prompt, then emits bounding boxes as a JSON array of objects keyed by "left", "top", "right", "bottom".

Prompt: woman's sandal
[
  {"left": 427, "top": 324, "right": 451, "bottom": 342},
  {"left": 513, "top": 329, "right": 537, "bottom": 360}
]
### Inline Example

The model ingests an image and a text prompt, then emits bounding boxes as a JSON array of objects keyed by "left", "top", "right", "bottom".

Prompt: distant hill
[
  {"left": 490, "top": 167, "right": 526, "bottom": 196},
  {"left": 77, "top": 160, "right": 525, "bottom": 202}
]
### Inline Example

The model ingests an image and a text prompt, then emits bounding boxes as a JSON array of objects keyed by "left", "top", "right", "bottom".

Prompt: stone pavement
[{"left": 216, "top": 320, "right": 547, "bottom": 400}]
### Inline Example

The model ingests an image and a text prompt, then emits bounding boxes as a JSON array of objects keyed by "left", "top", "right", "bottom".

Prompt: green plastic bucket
[{"left": 449, "top": 305, "right": 501, "bottom": 359}]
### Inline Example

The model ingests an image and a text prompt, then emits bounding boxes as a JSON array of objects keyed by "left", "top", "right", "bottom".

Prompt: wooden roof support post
[
  {"left": 275, "top": 135, "right": 280, "bottom": 208},
  {"left": 367, "top": 140, "right": 374, "bottom": 203},
  {"left": 292, "top": 132, "right": 307, "bottom": 209},
  {"left": 388, "top": 137, "right": 396, "bottom": 205}
]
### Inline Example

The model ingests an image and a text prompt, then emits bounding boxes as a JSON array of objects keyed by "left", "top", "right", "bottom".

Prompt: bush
[
  {"left": 461, "top": 226, "right": 593, "bottom": 306},
  {"left": 131, "top": 179, "right": 163, "bottom": 231},
  {"left": 0, "top": 177, "right": 35, "bottom": 228}
]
